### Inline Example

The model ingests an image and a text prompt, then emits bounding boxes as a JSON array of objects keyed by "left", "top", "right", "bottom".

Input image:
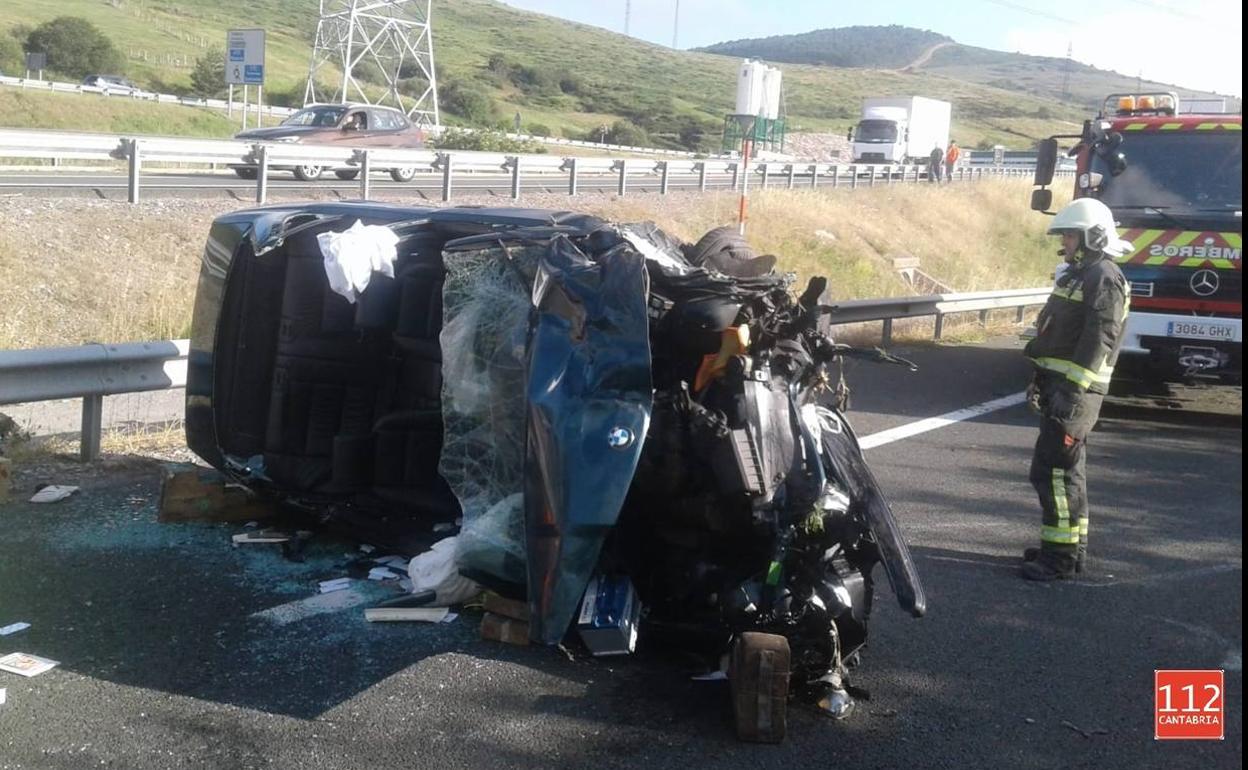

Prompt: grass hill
[
  {"left": 696, "top": 25, "right": 1238, "bottom": 113},
  {"left": 698, "top": 26, "right": 950, "bottom": 70},
  {"left": 0, "top": 1, "right": 1173, "bottom": 150}
]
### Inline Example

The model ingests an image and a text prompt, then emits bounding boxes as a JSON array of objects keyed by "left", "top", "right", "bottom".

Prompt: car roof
[{"left": 305, "top": 102, "right": 404, "bottom": 114}]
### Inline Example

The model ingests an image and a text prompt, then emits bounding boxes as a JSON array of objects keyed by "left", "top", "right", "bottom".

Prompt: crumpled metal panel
[{"left": 524, "top": 235, "right": 653, "bottom": 644}]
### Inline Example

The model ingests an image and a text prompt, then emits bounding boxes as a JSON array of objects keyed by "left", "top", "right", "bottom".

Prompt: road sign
[
  {"left": 225, "top": 29, "right": 265, "bottom": 85},
  {"left": 24, "top": 52, "right": 46, "bottom": 71}
]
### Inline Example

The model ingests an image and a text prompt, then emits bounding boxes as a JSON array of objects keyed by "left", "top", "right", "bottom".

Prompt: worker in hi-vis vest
[{"left": 1022, "top": 197, "right": 1131, "bottom": 580}]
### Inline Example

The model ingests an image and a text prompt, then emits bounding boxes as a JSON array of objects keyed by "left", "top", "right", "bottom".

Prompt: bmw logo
[{"left": 607, "top": 426, "right": 635, "bottom": 449}]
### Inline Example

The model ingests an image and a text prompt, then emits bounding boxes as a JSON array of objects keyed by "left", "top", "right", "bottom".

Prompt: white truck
[{"left": 848, "top": 97, "right": 952, "bottom": 165}]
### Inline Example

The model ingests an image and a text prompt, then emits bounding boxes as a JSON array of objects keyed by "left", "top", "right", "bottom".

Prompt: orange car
[{"left": 233, "top": 103, "right": 426, "bottom": 182}]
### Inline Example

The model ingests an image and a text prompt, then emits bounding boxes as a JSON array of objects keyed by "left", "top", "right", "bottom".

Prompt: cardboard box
[{"left": 576, "top": 575, "right": 641, "bottom": 656}]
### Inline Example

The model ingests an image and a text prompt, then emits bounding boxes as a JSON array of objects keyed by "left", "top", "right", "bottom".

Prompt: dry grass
[
  {"left": 2, "top": 420, "right": 187, "bottom": 465},
  {"left": 0, "top": 178, "right": 1063, "bottom": 350},
  {"left": 0, "top": 199, "right": 224, "bottom": 349}
]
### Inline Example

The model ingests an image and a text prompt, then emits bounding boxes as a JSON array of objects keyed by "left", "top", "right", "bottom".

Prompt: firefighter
[{"left": 1022, "top": 197, "right": 1132, "bottom": 580}]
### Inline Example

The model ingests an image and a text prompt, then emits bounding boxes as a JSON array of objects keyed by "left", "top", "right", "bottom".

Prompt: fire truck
[{"left": 1031, "top": 92, "right": 1242, "bottom": 384}]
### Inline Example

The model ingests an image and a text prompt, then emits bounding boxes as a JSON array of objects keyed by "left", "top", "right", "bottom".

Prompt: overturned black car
[{"left": 186, "top": 203, "right": 926, "bottom": 741}]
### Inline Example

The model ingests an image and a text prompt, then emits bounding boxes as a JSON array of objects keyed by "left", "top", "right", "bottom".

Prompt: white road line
[
  {"left": 250, "top": 585, "right": 378, "bottom": 627},
  {"left": 859, "top": 391, "right": 1028, "bottom": 450}
]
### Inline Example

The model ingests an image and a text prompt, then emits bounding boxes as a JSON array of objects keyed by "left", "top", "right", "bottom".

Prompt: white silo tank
[
  {"left": 735, "top": 59, "right": 765, "bottom": 116},
  {"left": 762, "top": 66, "right": 782, "bottom": 120}
]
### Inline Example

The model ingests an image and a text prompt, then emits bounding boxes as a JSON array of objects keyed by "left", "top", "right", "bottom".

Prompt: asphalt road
[{"left": 0, "top": 337, "right": 1241, "bottom": 769}]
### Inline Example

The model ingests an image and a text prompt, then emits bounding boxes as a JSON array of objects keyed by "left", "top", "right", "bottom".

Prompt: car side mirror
[
  {"left": 1030, "top": 188, "right": 1053, "bottom": 212},
  {"left": 1034, "top": 138, "right": 1058, "bottom": 186}
]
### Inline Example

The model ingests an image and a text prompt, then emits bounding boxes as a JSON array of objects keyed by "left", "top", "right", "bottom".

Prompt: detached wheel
[
  {"left": 729, "top": 632, "right": 790, "bottom": 743},
  {"left": 389, "top": 166, "right": 416, "bottom": 183},
  {"left": 334, "top": 169, "right": 360, "bottom": 181},
  {"left": 293, "top": 165, "right": 324, "bottom": 182},
  {"left": 233, "top": 167, "right": 257, "bottom": 180}
]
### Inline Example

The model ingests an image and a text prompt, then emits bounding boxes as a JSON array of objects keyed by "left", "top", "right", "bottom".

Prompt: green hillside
[
  {"left": 0, "top": 1, "right": 1107, "bottom": 149},
  {"left": 697, "top": 26, "right": 950, "bottom": 69},
  {"left": 693, "top": 25, "right": 1237, "bottom": 113}
]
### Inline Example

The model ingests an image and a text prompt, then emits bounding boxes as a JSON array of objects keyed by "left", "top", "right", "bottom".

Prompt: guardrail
[
  {"left": 0, "top": 340, "right": 188, "bottom": 460},
  {"left": 0, "top": 128, "right": 1046, "bottom": 203},
  {"left": 0, "top": 287, "right": 1050, "bottom": 459},
  {"left": 0, "top": 74, "right": 299, "bottom": 119}
]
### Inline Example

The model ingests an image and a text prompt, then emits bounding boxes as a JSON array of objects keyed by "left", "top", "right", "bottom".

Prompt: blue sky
[{"left": 500, "top": 0, "right": 1241, "bottom": 97}]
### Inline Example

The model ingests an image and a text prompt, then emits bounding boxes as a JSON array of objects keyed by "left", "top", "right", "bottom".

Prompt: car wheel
[
  {"left": 233, "top": 167, "right": 258, "bottom": 180},
  {"left": 390, "top": 167, "right": 416, "bottom": 183},
  {"left": 293, "top": 165, "right": 324, "bottom": 182},
  {"left": 334, "top": 169, "right": 360, "bottom": 181}
]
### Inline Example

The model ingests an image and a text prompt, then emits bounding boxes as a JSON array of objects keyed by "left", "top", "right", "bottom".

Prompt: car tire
[
  {"left": 293, "top": 165, "right": 324, "bottom": 182},
  {"left": 390, "top": 167, "right": 416, "bottom": 183},
  {"left": 233, "top": 167, "right": 258, "bottom": 180},
  {"left": 334, "top": 169, "right": 360, "bottom": 181}
]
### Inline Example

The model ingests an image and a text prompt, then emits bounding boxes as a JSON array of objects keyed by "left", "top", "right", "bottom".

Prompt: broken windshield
[{"left": 1093, "top": 132, "right": 1242, "bottom": 214}]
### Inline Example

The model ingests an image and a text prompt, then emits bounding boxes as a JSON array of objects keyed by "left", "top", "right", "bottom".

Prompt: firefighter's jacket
[{"left": 1025, "top": 253, "right": 1130, "bottom": 394}]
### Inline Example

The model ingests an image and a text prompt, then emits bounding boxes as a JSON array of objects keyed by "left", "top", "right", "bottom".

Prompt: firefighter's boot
[
  {"left": 1021, "top": 549, "right": 1077, "bottom": 581},
  {"left": 1024, "top": 546, "right": 1086, "bottom": 573}
]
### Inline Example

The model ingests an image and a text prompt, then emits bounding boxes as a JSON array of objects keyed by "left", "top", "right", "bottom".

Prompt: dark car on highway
[{"left": 233, "top": 103, "right": 426, "bottom": 182}]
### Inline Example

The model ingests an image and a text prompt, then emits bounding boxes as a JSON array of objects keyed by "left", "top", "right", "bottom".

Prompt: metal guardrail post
[
  {"left": 882, "top": 318, "right": 893, "bottom": 346},
  {"left": 869, "top": 165, "right": 876, "bottom": 187},
  {"left": 127, "top": 139, "right": 141, "bottom": 204},
  {"left": 851, "top": 168, "right": 858, "bottom": 190},
  {"left": 509, "top": 156, "right": 521, "bottom": 200},
  {"left": 80, "top": 394, "right": 103, "bottom": 462},
  {"left": 359, "top": 150, "right": 371, "bottom": 200},
  {"left": 658, "top": 161, "right": 670, "bottom": 195},
  {"left": 934, "top": 312, "right": 945, "bottom": 340},
  {"left": 831, "top": 165, "right": 839, "bottom": 188},
  {"left": 786, "top": 164, "right": 795, "bottom": 189},
  {"left": 567, "top": 157, "right": 578, "bottom": 196},
  {"left": 1016, "top": 306, "right": 1026, "bottom": 323},
  {"left": 730, "top": 162, "right": 739, "bottom": 191},
  {"left": 698, "top": 161, "right": 708, "bottom": 192},
  {"left": 886, "top": 166, "right": 893, "bottom": 185},
  {"left": 810, "top": 165, "right": 819, "bottom": 189},
  {"left": 255, "top": 145, "right": 269, "bottom": 204},
  {"left": 759, "top": 164, "right": 769, "bottom": 189},
  {"left": 441, "top": 153, "right": 454, "bottom": 202}
]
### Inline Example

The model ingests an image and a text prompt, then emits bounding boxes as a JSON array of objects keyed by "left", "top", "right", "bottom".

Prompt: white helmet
[{"left": 1047, "top": 197, "right": 1133, "bottom": 258}]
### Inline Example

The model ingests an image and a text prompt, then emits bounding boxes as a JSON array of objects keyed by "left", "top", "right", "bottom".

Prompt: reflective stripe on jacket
[{"left": 1025, "top": 254, "right": 1129, "bottom": 394}]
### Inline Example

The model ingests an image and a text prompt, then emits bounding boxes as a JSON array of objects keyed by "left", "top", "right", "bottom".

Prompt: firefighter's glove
[
  {"left": 1025, "top": 379, "right": 1042, "bottom": 415},
  {"left": 1047, "top": 383, "right": 1080, "bottom": 423}
]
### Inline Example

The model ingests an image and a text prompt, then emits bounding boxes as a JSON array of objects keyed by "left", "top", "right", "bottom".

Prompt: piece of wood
[
  {"left": 480, "top": 612, "right": 530, "bottom": 646},
  {"left": 158, "top": 464, "right": 277, "bottom": 523},
  {"left": 482, "top": 592, "right": 530, "bottom": 623},
  {"left": 364, "top": 607, "right": 450, "bottom": 623}
]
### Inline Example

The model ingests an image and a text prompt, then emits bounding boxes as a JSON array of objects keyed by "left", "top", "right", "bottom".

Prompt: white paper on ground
[
  {"left": 318, "top": 578, "right": 352, "bottom": 594},
  {"left": 0, "top": 687, "right": 6, "bottom": 705},
  {"left": 367, "top": 567, "right": 399, "bottom": 581},
  {"left": 0, "top": 622, "right": 31, "bottom": 636},
  {"left": 29, "top": 486, "right": 79, "bottom": 503},
  {"left": 316, "top": 220, "right": 400, "bottom": 304},
  {"left": 0, "top": 652, "right": 59, "bottom": 678}
]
